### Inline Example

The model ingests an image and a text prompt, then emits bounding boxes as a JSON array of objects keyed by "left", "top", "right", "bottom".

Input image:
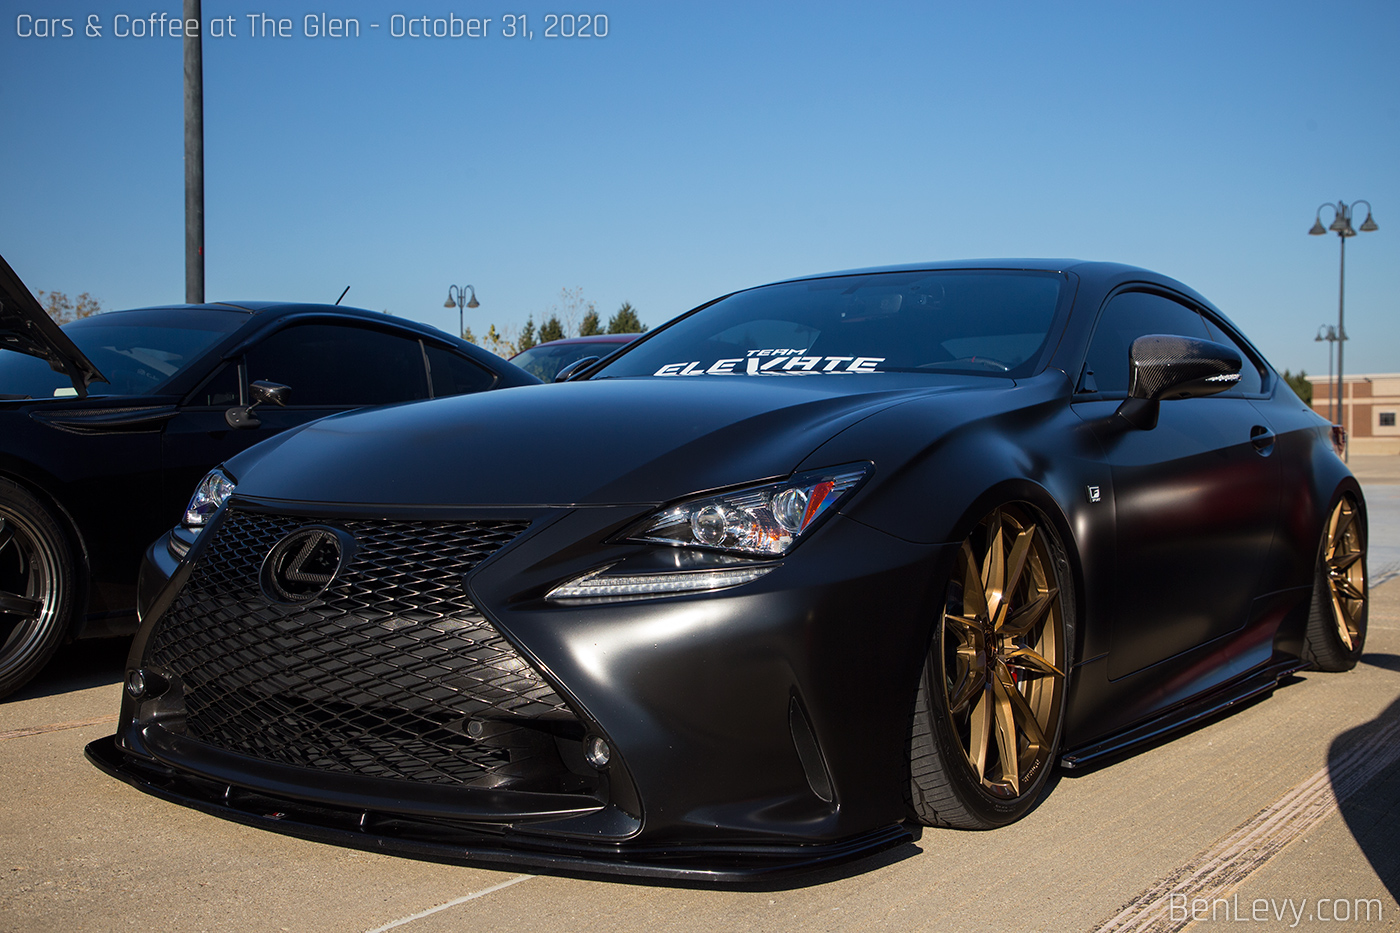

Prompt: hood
[
  {"left": 228, "top": 376, "right": 983, "bottom": 507},
  {"left": 0, "top": 253, "right": 107, "bottom": 397}
]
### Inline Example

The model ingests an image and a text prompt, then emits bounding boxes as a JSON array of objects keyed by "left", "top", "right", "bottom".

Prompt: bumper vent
[{"left": 145, "top": 508, "right": 590, "bottom": 791}]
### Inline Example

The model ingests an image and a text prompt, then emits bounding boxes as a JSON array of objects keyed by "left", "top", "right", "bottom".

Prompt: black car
[
  {"left": 92, "top": 261, "right": 1366, "bottom": 881},
  {"left": 0, "top": 254, "right": 537, "bottom": 697}
]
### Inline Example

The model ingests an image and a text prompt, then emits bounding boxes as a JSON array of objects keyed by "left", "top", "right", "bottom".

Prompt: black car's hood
[
  {"left": 229, "top": 375, "right": 992, "bottom": 507},
  {"left": 0, "top": 253, "right": 108, "bottom": 397}
]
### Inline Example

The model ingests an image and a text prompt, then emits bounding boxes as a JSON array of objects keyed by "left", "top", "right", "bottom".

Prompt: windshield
[
  {"left": 596, "top": 270, "right": 1067, "bottom": 380},
  {"left": 0, "top": 308, "right": 245, "bottom": 398}
]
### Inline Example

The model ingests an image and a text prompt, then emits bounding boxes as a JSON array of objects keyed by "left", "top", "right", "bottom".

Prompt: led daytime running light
[{"left": 548, "top": 565, "right": 775, "bottom": 600}]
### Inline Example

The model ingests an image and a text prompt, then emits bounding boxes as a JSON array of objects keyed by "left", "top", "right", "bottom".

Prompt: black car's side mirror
[
  {"left": 554, "top": 357, "right": 600, "bottom": 383},
  {"left": 1115, "top": 335, "right": 1242, "bottom": 430},
  {"left": 225, "top": 380, "right": 291, "bottom": 429}
]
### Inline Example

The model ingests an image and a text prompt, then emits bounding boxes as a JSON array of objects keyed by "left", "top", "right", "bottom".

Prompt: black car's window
[
  {"left": 424, "top": 344, "right": 495, "bottom": 397},
  {"left": 188, "top": 360, "right": 240, "bottom": 407},
  {"left": 1081, "top": 291, "right": 1210, "bottom": 395},
  {"left": 245, "top": 324, "right": 429, "bottom": 406},
  {"left": 1202, "top": 319, "right": 1265, "bottom": 396},
  {"left": 0, "top": 309, "right": 244, "bottom": 397},
  {"left": 594, "top": 271, "right": 1066, "bottom": 380},
  {"left": 512, "top": 341, "right": 632, "bottom": 382}
]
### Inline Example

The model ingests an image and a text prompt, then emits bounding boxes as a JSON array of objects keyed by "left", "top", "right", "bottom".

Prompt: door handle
[{"left": 1250, "top": 425, "right": 1276, "bottom": 455}]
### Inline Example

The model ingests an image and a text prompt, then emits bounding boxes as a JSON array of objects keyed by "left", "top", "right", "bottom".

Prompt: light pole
[
  {"left": 1314, "top": 324, "right": 1341, "bottom": 423},
  {"left": 444, "top": 284, "right": 479, "bottom": 339},
  {"left": 1309, "top": 199, "right": 1377, "bottom": 459}
]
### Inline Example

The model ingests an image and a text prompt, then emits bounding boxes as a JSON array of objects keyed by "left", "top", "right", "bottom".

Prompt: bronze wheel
[
  {"left": 908, "top": 503, "right": 1071, "bottom": 828},
  {"left": 0, "top": 479, "right": 75, "bottom": 699},
  {"left": 1304, "top": 493, "right": 1367, "bottom": 672}
]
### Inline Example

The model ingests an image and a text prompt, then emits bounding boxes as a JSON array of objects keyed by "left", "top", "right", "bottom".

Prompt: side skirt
[{"left": 1058, "top": 656, "right": 1307, "bottom": 770}]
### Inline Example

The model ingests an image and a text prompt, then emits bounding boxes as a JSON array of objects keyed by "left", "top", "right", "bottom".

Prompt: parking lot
[{"left": 4, "top": 461, "right": 1399, "bottom": 933}]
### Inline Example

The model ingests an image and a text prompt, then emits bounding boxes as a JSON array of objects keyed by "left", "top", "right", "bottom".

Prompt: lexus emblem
[{"left": 260, "top": 527, "right": 350, "bottom": 603}]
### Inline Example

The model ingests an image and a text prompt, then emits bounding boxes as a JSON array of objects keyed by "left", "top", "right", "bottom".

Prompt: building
[{"left": 1306, "top": 373, "right": 1400, "bottom": 455}]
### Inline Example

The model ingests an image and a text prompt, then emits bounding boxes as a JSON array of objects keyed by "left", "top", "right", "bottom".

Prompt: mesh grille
[{"left": 146, "top": 508, "right": 587, "bottom": 790}]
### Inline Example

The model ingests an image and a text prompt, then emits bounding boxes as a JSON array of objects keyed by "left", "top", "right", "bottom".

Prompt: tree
[
  {"left": 479, "top": 324, "right": 516, "bottom": 358},
  {"left": 1281, "top": 369, "right": 1313, "bottom": 406},
  {"left": 461, "top": 325, "right": 478, "bottom": 345},
  {"left": 579, "top": 308, "right": 602, "bottom": 336},
  {"left": 38, "top": 290, "right": 102, "bottom": 325},
  {"left": 539, "top": 315, "right": 566, "bottom": 343},
  {"left": 517, "top": 317, "right": 538, "bottom": 352},
  {"left": 607, "top": 301, "right": 647, "bottom": 334}
]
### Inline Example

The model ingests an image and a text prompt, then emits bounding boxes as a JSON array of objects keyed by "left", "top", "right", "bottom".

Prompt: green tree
[
  {"left": 1281, "top": 369, "right": 1313, "bottom": 406},
  {"left": 579, "top": 308, "right": 603, "bottom": 336},
  {"left": 479, "top": 324, "right": 516, "bottom": 358},
  {"left": 461, "top": 325, "right": 478, "bottom": 345},
  {"left": 539, "top": 315, "right": 566, "bottom": 343},
  {"left": 517, "top": 317, "right": 538, "bottom": 352},
  {"left": 39, "top": 290, "right": 102, "bottom": 324},
  {"left": 607, "top": 301, "right": 647, "bottom": 334}
]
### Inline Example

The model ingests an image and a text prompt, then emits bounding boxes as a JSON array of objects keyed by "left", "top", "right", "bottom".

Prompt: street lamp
[
  {"left": 1309, "top": 199, "right": 1378, "bottom": 459},
  {"left": 1314, "top": 324, "right": 1342, "bottom": 423},
  {"left": 444, "top": 284, "right": 479, "bottom": 339}
]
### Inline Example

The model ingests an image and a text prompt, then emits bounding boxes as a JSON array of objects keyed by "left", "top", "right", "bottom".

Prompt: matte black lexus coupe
[{"left": 91, "top": 261, "right": 1367, "bottom": 881}]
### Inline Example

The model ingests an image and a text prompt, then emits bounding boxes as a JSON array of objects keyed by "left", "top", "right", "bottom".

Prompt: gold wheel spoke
[
  {"left": 1331, "top": 504, "right": 1356, "bottom": 545},
  {"left": 983, "top": 518, "right": 1006, "bottom": 621},
  {"left": 968, "top": 683, "right": 993, "bottom": 781},
  {"left": 1002, "top": 587, "right": 1058, "bottom": 637},
  {"left": 948, "top": 665, "right": 987, "bottom": 716},
  {"left": 1332, "top": 578, "right": 1365, "bottom": 601},
  {"left": 1002, "top": 647, "right": 1065, "bottom": 678},
  {"left": 945, "top": 613, "right": 980, "bottom": 634},
  {"left": 1000, "top": 669, "right": 1049, "bottom": 753},
  {"left": 1328, "top": 551, "right": 1363, "bottom": 574},
  {"left": 990, "top": 666, "right": 1020, "bottom": 795},
  {"left": 960, "top": 541, "right": 990, "bottom": 620},
  {"left": 995, "top": 525, "right": 1036, "bottom": 629}
]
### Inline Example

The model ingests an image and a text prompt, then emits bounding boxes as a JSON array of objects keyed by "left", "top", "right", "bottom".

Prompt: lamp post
[
  {"left": 1309, "top": 199, "right": 1377, "bottom": 460},
  {"left": 1314, "top": 324, "right": 1341, "bottom": 423},
  {"left": 444, "top": 284, "right": 479, "bottom": 339}
]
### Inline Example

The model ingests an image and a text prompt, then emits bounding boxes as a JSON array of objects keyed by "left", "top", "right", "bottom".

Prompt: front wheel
[
  {"left": 908, "top": 503, "right": 1072, "bottom": 828},
  {"left": 1302, "top": 493, "right": 1367, "bottom": 672},
  {"left": 0, "top": 479, "right": 76, "bottom": 698}
]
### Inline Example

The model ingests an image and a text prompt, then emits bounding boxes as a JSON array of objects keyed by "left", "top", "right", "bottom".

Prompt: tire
[
  {"left": 1302, "top": 493, "right": 1367, "bottom": 672},
  {"left": 0, "top": 479, "right": 76, "bottom": 699},
  {"left": 908, "top": 503, "right": 1072, "bottom": 829}
]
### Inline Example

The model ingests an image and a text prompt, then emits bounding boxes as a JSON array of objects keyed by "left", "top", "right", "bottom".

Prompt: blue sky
[{"left": 3, "top": 1, "right": 1397, "bottom": 375}]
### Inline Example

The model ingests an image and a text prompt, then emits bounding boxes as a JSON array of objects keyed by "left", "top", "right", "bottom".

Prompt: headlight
[
  {"left": 625, "top": 464, "right": 871, "bottom": 557},
  {"left": 183, "top": 468, "right": 236, "bottom": 529}
]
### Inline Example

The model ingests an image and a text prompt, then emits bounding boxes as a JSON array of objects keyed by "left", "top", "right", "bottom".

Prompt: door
[{"left": 1073, "top": 289, "right": 1281, "bottom": 679}]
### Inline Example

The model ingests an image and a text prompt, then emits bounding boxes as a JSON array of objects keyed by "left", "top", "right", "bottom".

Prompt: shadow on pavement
[
  {"left": 1331, "top": 695, "right": 1400, "bottom": 901},
  {"left": 5, "top": 637, "right": 129, "bottom": 703},
  {"left": 1360, "top": 652, "right": 1400, "bottom": 673}
]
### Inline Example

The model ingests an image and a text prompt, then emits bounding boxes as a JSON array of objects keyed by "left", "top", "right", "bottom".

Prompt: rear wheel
[
  {"left": 0, "top": 480, "right": 76, "bottom": 698},
  {"left": 908, "top": 503, "right": 1071, "bottom": 828},
  {"left": 1302, "top": 493, "right": 1367, "bottom": 672}
]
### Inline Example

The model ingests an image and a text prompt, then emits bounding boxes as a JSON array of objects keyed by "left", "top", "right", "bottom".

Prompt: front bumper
[{"left": 107, "top": 496, "right": 947, "bottom": 880}]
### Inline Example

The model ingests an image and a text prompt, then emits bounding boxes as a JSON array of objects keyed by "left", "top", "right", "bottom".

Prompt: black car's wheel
[
  {"left": 0, "top": 479, "right": 75, "bottom": 699},
  {"left": 1303, "top": 493, "right": 1367, "bottom": 672},
  {"left": 908, "top": 503, "right": 1071, "bottom": 828}
]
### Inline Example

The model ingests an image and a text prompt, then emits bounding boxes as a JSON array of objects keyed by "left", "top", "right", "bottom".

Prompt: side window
[
  {"left": 187, "top": 360, "right": 241, "bottom": 407},
  {"left": 1081, "top": 291, "right": 1209, "bottom": 395},
  {"left": 1202, "top": 319, "right": 1264, "bottom": 396},
  {"left": 424, "top": 344, "right": 496, "bottom": 397},
  {"left": 245, "top": 324, "right": 429, "bottom": 407}
]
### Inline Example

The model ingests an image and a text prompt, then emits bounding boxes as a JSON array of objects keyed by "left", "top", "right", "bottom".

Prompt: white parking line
[
  {"left": 1092, "top": 717, "right": 1400, "bottom": 932},
  {"left": 363, "top": 874, "right": 534, "bottom": 933}
]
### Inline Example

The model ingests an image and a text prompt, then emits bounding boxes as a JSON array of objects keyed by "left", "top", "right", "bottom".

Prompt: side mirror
[
  {"left": 1115, "top": 335, "right": 1241, "bottom": 430},
  {"left": 225, "top": 380, "right": 291, "bottom": 429},
  {"left": 554, "top": 356, "right": 600, "bottom": 383}
]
